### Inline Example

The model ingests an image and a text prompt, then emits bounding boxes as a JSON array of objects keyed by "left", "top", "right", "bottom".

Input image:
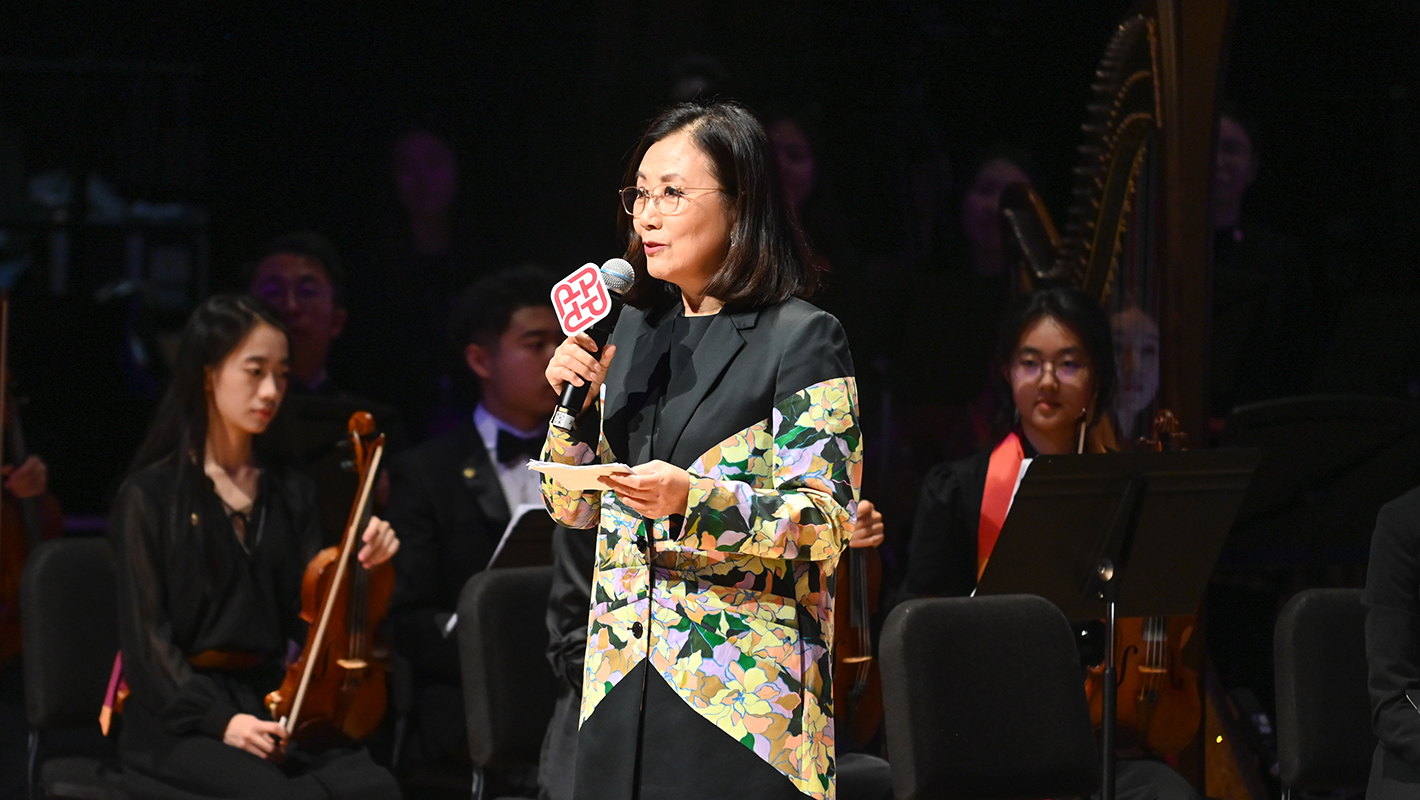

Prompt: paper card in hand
[
  {"left": 552, "top": 263, "right": 612, "bottom": 336},
  {"left": 528, "top": 460, "right": 633, "bottom": 491}
]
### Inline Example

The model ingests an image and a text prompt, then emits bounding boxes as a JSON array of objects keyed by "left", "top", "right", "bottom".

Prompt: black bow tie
[{"left": 496, "top": 429, "right": 544, "bottom": 464}]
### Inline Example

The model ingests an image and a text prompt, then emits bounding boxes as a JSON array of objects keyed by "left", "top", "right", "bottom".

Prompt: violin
[
  {"left": 0, "top": 293, "right": 64, "bottom": 667},
  {"left": 832, "top": 541, "right": 883, "bottom": 747},
  {"left": 265, "top": 411, "right": 394, "bottom": 753},
  {"left": 1084, "top": 409, "right": 1201, "bottom": 757}
]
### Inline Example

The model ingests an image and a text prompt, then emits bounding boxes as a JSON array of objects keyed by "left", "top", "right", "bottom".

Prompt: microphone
[{"left": 551, "top": 258, "right": 634, "bottom": 431}]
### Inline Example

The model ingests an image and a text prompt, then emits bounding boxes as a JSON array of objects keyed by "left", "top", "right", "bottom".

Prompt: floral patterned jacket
[{"left": 541, "top": 297, "right": 861, "bottom": 799}]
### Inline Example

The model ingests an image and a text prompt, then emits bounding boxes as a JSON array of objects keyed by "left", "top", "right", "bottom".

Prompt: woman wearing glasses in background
[
  {"left": 899, "top": 284, "right": 1201, "bottom": 800},
  {"left": 541, "top": 101, "right": 863, "bottom": 800},
  {"left": 900, "top": 284, "right": 1117, "bottom": 600}
]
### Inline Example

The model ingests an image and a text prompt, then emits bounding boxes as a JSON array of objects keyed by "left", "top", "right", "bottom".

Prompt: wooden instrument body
[
  {"left": 265, "top": 412, "right": 390, "bottom": 752},
  {"left": 272, "top": 546, "right": 394, "bottom": 747},
  {"left": 1086, "top": 614, "right": 1201, "bottom": 757},
  {"left": 0, "top": 293, "right": 63, "bottom": 667},
  {"left": 832, "top": 546, "right": 883, "bottom": 746}
]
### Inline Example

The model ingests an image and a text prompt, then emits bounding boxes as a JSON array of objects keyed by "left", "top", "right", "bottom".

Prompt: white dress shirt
[{"left": 473, "top": 404, "right": 545, "bottom": 510}]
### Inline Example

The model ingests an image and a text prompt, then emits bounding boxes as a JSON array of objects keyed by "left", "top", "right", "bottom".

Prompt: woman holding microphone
[{"left": 542, "top": 101, "right": 862, "bottom": 800}]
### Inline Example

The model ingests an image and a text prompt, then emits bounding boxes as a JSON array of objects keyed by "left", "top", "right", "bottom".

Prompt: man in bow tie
[{"left": 385, "top": 265, "right": 561, "bottom": 781}]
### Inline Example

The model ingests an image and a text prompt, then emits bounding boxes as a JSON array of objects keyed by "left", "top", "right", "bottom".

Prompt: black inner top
[{"left": 651, "top": 311, "right": 716, "bottom": 462}]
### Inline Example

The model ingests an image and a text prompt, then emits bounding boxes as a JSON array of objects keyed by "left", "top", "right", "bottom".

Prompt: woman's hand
[
  {"left": 358, "top": 515, "right": 399, "bottom": 568},
  {"left": 599, "top": 461, "right": 690, "bottom": 522},
  {"left": 545, "top": 333, "right": 617, "bottom": 414},
  {"left": 849, "top": 499, "right": 884, "bottom": 549},
  {"left": 223, "top": 713, "right": 287, "bottom": 758},
  {"left": 3, "top": 455, "right": 47, "bottom": 499}
]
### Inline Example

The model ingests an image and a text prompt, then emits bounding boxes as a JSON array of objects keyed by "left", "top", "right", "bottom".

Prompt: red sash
[{"left": 977, "top": 432, "right": 1025, "bottom": 581}]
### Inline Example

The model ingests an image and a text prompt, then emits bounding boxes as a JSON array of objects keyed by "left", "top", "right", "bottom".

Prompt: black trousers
[{"left": 119, "top": 701, "right": 400, "bottom": 800}]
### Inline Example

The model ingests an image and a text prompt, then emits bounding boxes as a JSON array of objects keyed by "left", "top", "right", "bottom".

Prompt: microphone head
[{"left": 599, "top": 258, "right": 635, "bottom": 294}]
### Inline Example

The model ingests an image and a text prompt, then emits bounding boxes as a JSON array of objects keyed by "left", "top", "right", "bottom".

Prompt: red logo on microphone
[{"left": 551, "top": 264, "right": 611, "bottom": 336}]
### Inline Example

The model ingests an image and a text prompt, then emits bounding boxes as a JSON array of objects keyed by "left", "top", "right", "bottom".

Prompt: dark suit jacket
[
  {"left": 387, "top": 422, "right": 509, "bottom": 683},
  {"left": 1365, "top": 485, "right": 1420, "bottom": 797},
  {"left": 543, "top": 295, "right": 862, "bottom": 800},
  {"left": 602, "top": 298, "right": 854, "bottom": 471}
]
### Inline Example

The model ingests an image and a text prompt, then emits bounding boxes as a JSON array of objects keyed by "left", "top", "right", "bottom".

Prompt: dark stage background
[{"left": 1, "top": 0, "right": 1416, "bottom": 531}]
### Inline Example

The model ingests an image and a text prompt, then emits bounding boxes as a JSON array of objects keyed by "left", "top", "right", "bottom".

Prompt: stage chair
[
  {"left": 21, "top": 537, "right": 129, "bottom": 800},
  {"left": 1273, "top": 587, "right": 1374, "bottom": 798},
  {"left": 880, "top": 594, "right": 1099, "bottom": 800},
  {"left": 456, "top": 565, "right": 558, "bottom": 800}
]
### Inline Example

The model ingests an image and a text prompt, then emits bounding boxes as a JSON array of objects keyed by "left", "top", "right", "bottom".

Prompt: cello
[{"left": 266, "top": 411, "right": 394, "bottom": 754}]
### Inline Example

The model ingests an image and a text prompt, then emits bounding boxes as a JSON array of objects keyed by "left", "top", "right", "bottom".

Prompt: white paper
[{"left": 527, "top": 460, "right": 633, "bottom": 491}]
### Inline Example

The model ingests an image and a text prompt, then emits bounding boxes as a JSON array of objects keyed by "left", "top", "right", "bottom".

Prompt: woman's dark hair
[
  {"left": 619, "top": 100, "right": 816, "bottom": 312},
  {"left": 990, "top": 283, "right": 1117, "bottom": 439},
  {"left": 129, "top": 294, "right": 290, "bottom": 476}
]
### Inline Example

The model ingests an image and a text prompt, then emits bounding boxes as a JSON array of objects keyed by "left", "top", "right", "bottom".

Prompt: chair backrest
[
  {"left": 1274, "top": 587, "right": 1374, "bottom": 790},
  {"left": 457, "top": 565, "right": 557, "bottom": 770},
  {"left": 880, "top": 594, "right": 1100, "bottom": 800},
  {"left": 21, "top": 537, "right": 121, "bottom": 731}
]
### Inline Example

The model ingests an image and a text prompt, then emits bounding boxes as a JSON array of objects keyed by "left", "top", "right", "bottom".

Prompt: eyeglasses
[
  {"left": 1010, "top": 354, "right": 1091, "bottom": 385},
  {"left": 619, "top": 185, "right": 723, "bottom": 216},
  {"left": 252, "top": 276, "right": 333, "bottom": 305}
]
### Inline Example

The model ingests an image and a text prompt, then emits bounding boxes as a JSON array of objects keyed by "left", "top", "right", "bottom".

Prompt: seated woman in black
[
  {"left": 110, "top": 295, "right": 402, "bottom": 799},
  {"left": 901, "top": 284, "right": 1200, "bottom": 800}
]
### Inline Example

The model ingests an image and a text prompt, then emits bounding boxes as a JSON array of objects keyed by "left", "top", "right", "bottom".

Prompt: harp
[
  {"left": 1004, "top": 1, "right": 1233, "bottom": 449},
  {"left": 1001, "top": 4, "right": 1270, "bottom": 799}
]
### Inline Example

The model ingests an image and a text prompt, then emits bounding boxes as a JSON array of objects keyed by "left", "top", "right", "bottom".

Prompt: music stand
[
  {"left": 487, "top": 504, "right": 557, "bottom": 569},
  {"left": 975, "top": 448, "right": 1260, "bottom": 800},
  {"left": 1221, "top": 395, "right": 1420, "bottom": 563}
]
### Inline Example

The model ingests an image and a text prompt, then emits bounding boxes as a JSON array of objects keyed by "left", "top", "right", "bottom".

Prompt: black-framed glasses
[{"left": 619, "top": 185, "right": 723, "bottom": 216}]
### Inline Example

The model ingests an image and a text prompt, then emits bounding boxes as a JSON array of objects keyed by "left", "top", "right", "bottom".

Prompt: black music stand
[
  {"left": 975, "top": 448, "right": 1260, "bottom": 800},
  {"left": 487, "top": 504, "right": 557, "bottom": 569},
  {"left": 1221, "top": 395, "right": 1420, "bottom": 562}
]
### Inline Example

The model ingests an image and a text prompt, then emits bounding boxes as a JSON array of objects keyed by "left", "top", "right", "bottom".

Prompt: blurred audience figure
[
  {"left": 940, "top": 150, "right": 1039, "bottom": 425},
  {"left": 960, "top": 151, "right": 1034, "bottom": 280},
  {"left": 1111, "top": 305, "right": 1162, "bottom": 444},
  {"left": 1208, "top": 108, "right": 1312, "bottom": 427},
  {"left": 901, "top": 127, "right": 955, "bottom": 274},
  {"left": 246, "top": 232, "right": 349, "bottom": 394},
  {"left": 346, "top": 124, "right": 488, "bottom": 440},
  {"left": 384, "top": 265, "right": 560, "bottom": 796},
  {"left": 767, "top": 110, "right": 860, "bottom": 279},
  {"left": 245, "top": 231, "right": 408, "bottom": 545},
  {"left": 668, "top": 53, "right": 729, "bottom": 102}
]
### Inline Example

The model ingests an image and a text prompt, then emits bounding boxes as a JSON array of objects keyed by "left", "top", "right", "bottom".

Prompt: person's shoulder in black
[
  {"left": 1364, "top": 485, "right": 1420, "bottom": 777},
  {"left": 899, "top": 448, "right": 992, "bottom": 601},
  {"left": 385, "top": 420, "right": 507, "bottom": 682}
]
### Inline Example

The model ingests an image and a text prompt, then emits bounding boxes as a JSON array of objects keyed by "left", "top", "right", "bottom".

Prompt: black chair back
[
  {"left": 456, "top": 565, "right": 557, "bottom": 770},
  {"left": 22, "top": 537, "right": 120, "bottom": 731},
  {"left": 1274, "top": 587, "right": 1374, "bottom": 790},
  {"left": 21, "top": 536, "right": 129, "bottom": 799},
  {"left": 880, "top": 594, "right": 1100, "bottom": 800}
]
